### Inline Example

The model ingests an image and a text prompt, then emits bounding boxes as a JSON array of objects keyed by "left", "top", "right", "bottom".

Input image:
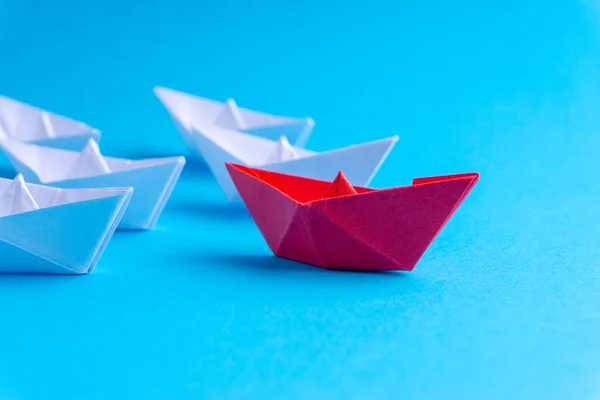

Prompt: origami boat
[
  {"left": 226, "top": 163, "right": 479, "bottom": 271},
  {"left": 0, "top": 139, "right": 185, "bottom": 230},
  {"left": 0, "top": 94, "right": 101, "bottom": 151},
  {"left": 184, "top": 121, "right": 397, "bottom": 201},
  {"left": 153, "top": 86, "right": 315, "bottom": 154},
  {"left": 0, "top": 174, "right": 132, "bottom": 274}
]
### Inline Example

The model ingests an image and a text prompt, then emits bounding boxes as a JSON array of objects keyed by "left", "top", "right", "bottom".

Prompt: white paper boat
[
  {"left": 188, "top": 122, "right": 398, "bottom": 201},
  {"left": 153, "top": 86, "right": 315, "bottom": 156},
  {"left": 0, "top": 95, "right": 101, "bottom": 151},
  {"left": 0, "top": 139, "right": 185, "bottom": 230},
  {"left": 0, "top": 174, "right": 132, "bottom": 274}
]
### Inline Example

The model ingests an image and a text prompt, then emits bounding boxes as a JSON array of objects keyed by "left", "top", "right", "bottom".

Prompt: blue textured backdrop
[{"left": 1, "top": 0, "right": 600, "bottom": 398}]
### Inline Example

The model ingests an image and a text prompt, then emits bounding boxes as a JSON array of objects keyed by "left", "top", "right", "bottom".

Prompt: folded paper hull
[
  {"left": 153, "top": 86, "right": 315, "bottom": 159},
  {"left": 30, "top": 130, "right": 101, "bottom": 151},
  {"left": 241, "top": 122, "right": 314, "bottom": 148},
  {"left": 227, "top": 163, "right": 479, "bottom": 271},
  {"left": 191, "top": 126, "right": 398, "bottom": 201},
  {"left": 0, "top": 95, "right": 101, "bottom": 151},
  {"left": 0, "top": 138, "right": 186, "bottom": 230},
  {"left": 0, "top": 188, "right": 132, "bottom": 274},
  {"left": 52, "top": 158, "right": 185, "bottom": 230},
  {"left": 8, "top": 157, "right": 185, "bottom": 230}
]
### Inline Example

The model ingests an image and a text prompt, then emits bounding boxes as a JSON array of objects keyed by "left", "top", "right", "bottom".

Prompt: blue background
[{"left": 1, "top": 0, "right": 600, "bottom": 398}]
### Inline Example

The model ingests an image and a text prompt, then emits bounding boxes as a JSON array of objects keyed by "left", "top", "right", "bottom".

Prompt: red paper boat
[{"left": 226, "top": 163, "right": 479, "bottom": 271}]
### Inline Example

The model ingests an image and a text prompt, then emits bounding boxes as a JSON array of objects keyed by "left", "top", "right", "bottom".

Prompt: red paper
[{"left": 226, "top": 163, "right": 479, "bottom": 271}]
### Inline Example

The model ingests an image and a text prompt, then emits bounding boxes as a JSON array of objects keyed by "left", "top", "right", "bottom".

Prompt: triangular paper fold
[
  {"left": 214, "top": 98, "right": 247, "bottom": 130},
  {"left": 227, "top": 163, "right": 479, "bottom": 271},
  {"left": 153, "top": 86, "right": 315, "bottom": 151},
  {"left": 67, "top": 139, "right": 111, "bottom": 179},
  {"left": 0, "top": 174, "right": 40, "bottom": 217},
  {"left": 322, "top": 172, "right": 357, "bottom": 199},
  {"left": 0, "top": 177, "right": 132, "bottom": 274},
  {"left": 265, "top": 136, "right": 300, "bottom": 164},
  {"left": 0, "top": 94, "right": 101, "bottom": 150},
  {"left": 0, "top": 139, "right": 185, "bottom": 230},
  {"left": 226, "top": 163, "right": 299, "bottom": 252},
  {"left": 188, "top": 121, "right": 397, "bottom": 202}
]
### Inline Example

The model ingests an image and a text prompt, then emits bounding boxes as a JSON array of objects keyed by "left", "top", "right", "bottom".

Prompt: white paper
[
  {"left": 0, "top": 174, "right": 40, "bottom": 217},
  {"left": 0, "top": 138, "right": 186, "bottom": 229},
  {"left": 0, "top": 175, "right": 133, "bottom": 274},
  {"left": 0, "top": 94, "right": 101, "bottom": 150},
  {"left": 153, "top": 86, "right": 315, "bottom": 153},
  {"left": 188, "top": 122, "right": 398, "bottom": 201}
]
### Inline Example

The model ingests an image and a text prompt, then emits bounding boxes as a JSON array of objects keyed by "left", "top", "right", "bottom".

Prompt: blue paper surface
[{"left": 1, "top": 0, "right": 600, "bottom": 398}]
